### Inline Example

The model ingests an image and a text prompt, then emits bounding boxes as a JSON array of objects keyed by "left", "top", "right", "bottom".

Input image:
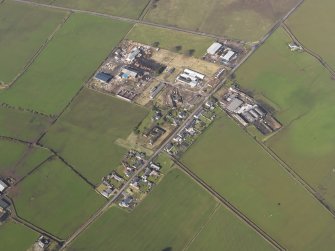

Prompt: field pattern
[
  {"left": 12, "top": 158, "right": 105, "bottom": 239},
  {"left": 0, "top": 0, "right": 66, "bottom": 84},
  {"left": 145, "top": 0, "right": 300, "bottom": 41},
  {"left": 0, "top": 13, "right": 132, "bottom": 115},
  {"left": 182, "top": 114, "right": 335, "bottom": 251},
  {"left": 41, "top": 88, "right": 148, "bottom": 184}
]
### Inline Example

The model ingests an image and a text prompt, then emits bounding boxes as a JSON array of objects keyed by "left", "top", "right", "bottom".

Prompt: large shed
[{"left": 207, "top": 42, "right": 222, "bottom": 55}]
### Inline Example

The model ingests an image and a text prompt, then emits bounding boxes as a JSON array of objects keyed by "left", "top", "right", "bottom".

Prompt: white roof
[
  {"left": 222, "top": 50, "right": 235, "bottom": 62},
  {"left": 207, "top": 42, "right": 222, "bottom": 55},
  {"left": 0, "top": 180, "right": 7, "bottom": 192},
  {"left": 184, "top": 69, "right": 205, "bottom": 80}
]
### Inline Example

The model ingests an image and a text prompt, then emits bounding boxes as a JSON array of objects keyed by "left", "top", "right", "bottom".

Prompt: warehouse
[
  {"left": 95, "top": 72, "right": 113, "bottom": 83},
  {"left": 221, "top": 50, "right": 236, "bottom": 64},
  {"left": 207, "top": 42, "right": 222, "bottom": 55}
]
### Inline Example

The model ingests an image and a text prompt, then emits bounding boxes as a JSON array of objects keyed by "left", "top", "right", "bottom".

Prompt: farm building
[
  {"left": 226, "top": 98, "right": 243, "bottom": 113},
  {"left": 121, "top": 67, "right": 138, "bottom": 78},
  {"left": 221, "top": 50, "right": 236, "bottom": 64},
  {"left": 0, "top": 180, "right": 8, "bottom": 193},
  {"left": 95, "top": 72, "right": 113, "bottom": 83},
  {"left": 177, "top": 69, "right": 205, "bottom": 88},
  {"left": 0, "top": 198, "right": 9, "bottom": 211},
  {"left": 126, "top": 47, "right": 140, "bottom": 62},
  {"left": 150, "top": 82, "right": 165, "bottom": 99},
  {"left": 207, "top": 42, "right": 222, "bottom": 55}
]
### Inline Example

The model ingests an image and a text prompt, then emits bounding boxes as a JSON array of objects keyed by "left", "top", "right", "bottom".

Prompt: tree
[
  {"left": 174, "top": 45, "right": 182, "bottom": 52},
  {"left": 187, "top": 49, "right": 195, "bottom": 56},
  {"left": 152, "top": 41, "right": 160, "bottom": 47}
]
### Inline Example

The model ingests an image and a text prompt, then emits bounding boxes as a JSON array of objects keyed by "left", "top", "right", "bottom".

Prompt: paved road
[{"left": 173, "top": 158, "right": 286, "bottom": 251}]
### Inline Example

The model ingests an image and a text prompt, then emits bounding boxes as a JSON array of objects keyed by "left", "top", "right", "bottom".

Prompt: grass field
[
  {"left": 126, "top": 24, "right": 214, "bottom": 58},
  {"left": 0, "top": 140, "right": 51, "bottom": 180},
  {"left": 286, "top": 0, "right": 335, "bottom": 69},
  {"left": 182, "top": 113, "right": 335, "bottom": 250},
  {"left": 41, "top": 88, "right": 148, "bottom": 185},
  {"left": 144, "top": 0, "right": 300, "bottom": 41},
  {"left": 0, "top": 221, "right": 38, "bottom": 251},
  {"left": 235, "top": 28, "right": 335, "bottom": 209},
  {"left": 12, "top": 158, "right": 105, "bottom": 239},
  {"left": 0, "top": 13, "right": 132, "bottom": 115},
  {"left": 70, "top": 168, "right": 272, "bottom": 251},
  {"left": 0, "top": 0, "right": 66, "bottom": 84},
  {"left": 0, "top": 108, "right": 52, "bottom": 142},
  {"left": 49, "top": 0, "right": 150, "bottom": 19},
  {"left": 187, "top": 206, "right": 273, "bottom": 251}
]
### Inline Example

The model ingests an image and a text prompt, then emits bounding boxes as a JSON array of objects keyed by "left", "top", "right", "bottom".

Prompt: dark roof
[
  {"left": 0, "top": 199, "right": 10, "bottom": 209},
  {"left": 95, "top": 72, "right": 113, "bottom": 83}
]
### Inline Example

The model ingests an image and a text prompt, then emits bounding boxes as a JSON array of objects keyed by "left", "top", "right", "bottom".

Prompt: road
[
  {"left": 172, "top": 158, "right": 286, "bottom": 251},
  {"left": 6, "top": 0, "right": 305, "bottom": 249}
]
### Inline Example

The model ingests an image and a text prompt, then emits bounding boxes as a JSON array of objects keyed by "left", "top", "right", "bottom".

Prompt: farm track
[
  {"left": 172, "top": 158, "right": 286, "bottom": 251},
  {"left": 282, "top": 23, "right": 335, "bottom": 77},
  {"left": 2, "top": 0, "right": 310, "bottom": 248}
]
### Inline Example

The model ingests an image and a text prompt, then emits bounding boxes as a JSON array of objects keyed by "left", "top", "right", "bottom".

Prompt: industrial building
[
  {"left": 95, "top": 72, "right": 113, "bottom": 83},
  {"left": 177, "top": 69, "right": 205, "bottom": 88},
  {"left": 207, "top": 42, "right": 222, "bottom": 55}
]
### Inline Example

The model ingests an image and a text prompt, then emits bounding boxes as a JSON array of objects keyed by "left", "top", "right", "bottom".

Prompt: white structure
[
  {"left": 207, "top": 42, "right": 222, "bottom": 55},
  {"left": 221, "top": 50, "right": 235, "bottom": 64},
  {"left": 126, "top": 47, "right": 140, "bottom": 62},
  {"left": 184, "top": 69, "right": 205, "bottom": 80},
  {"left": 0, "top": 180, "right": 7, "bottom": 193},
  {"left": 177, "top": 69, "right": 205, "bottom": 88},
  {"left": 288, "top": 42, "right": 303, "bottom": 51}
]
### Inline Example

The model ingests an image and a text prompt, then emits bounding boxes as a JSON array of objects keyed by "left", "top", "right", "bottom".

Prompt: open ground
[
  {"left": 0, "top": 0, "right": 67, "bottom": 85},
  {"left": 69, "top": 168, "right": 273, "bottom": 251},
  {"left": 40, "top": 88, "right": 148, "bottom": 185},
  {"left": 11, "top": 158, "right": 105, "bottom": 239},
  {"left": 0, "top": 13, "right": 133, "bottom": 115},
  {"left": 182, "top": 113, "right": 335, "bottom": 251},
  {"left": 144, "top": 0, "right": 301, "bottom": 41},
  {"left": 235, "top": 28, "right": 335, "bottom": 209}
]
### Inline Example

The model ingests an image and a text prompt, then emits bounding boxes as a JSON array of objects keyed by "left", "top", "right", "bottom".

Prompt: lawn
[
  {"left": 0, "top": 13, "right": 133, "bottom": 115},
  {"left": 0, "top": 0, "right": 67, "bottom": 84},
  {"left": 49, "top": 0, "right": 151, "bottom": 19},
  {"left": 0, "top": 220, "right": 38, "bottom": 251},
  {"left": 41, "top": 88, "right": 148, "bottom": 185},
  {"left": 126, "top": 24, "right": 214, "bottom": 58},
  {"left": 187, "top": 206, "right": 274, "bottom": 251},
  {"left": 144, "top": 0, "right": 300, "bottom": 41},
  {"left": 11, "top": 158, "right": 105, "bottom": 239},
  {"left": 182, "top": 113, "right": 335, "bottom": 251},
  {"left": 235, "top": 28, "right": 335, "bottom": 209},
  {"left": 286, "top": 0, "right": 335, "bottom": 69},
  {"left": 0, "top": 140, "right": 51, "bottom": 180},
  {"left": 0, "top": 107, "right": 52, "bottom": 142}
]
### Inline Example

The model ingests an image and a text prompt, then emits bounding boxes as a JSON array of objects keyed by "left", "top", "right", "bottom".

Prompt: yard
[
  {"left": 0, "top": 221, "right": 38, "bottom": 251},
  {"left": 182, "top": 113, "right": 335, "bottom": 251},
  {"left": 40, "top": 88, "right": 148, "bottom": 185},
  {"left": 69, "top": 168, "right": 272, "bottom": 250},
  {"left": 0, "top": 140, "right": 51, "bottom": 180},
  {"left": 0, "top": 13, "right": 133, "bottom": 115},
  {"left": 235, "top": 28, "right": 335, "bottom": 209},
  {"left": 126, "top": 24, "right": 214, "bottom": 58},
  {"left": 11, "top": 158, "right": 105, "bottom": 239},
  {"left": 144, "top": 0, "right": 300, "bottom": 41},
  {"left": 286, "top": 0, "right": 335, "bottom": 69},
  {"left": 0, "top": 0, "right": 67, "bottom": 84},
  {"left": 0, "top": 107, "right": 52, "bottom": 142}
]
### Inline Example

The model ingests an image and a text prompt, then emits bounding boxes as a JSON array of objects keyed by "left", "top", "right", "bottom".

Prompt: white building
[
  {"left": 207, "top": 42, "right": 222, "bottom": 55},
  {"left": 126, "top": 47, "right": 140, "bottom": 62},
  {"left": 221, "top": 50, "right": 236, "bottom": 64},
  {"left": 0, "top": 180, "right": 7, "bottom": 193}
]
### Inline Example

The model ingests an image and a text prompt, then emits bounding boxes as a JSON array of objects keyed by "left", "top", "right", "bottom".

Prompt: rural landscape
[{"left": 0, "top": 0, "right": 335, "bottom": 250}]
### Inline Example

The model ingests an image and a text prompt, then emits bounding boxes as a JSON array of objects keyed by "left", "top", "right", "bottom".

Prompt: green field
[
  {"left": 287, "top": 0, "right": 335, "bottom": 69},
  {"left": 182, "top": 114, "right": 335, "bottom": 250},
  {"left": 235, "top": 28, "right": 335, "bottom": 209},
  {"left": 0, "top": 13, "right": 132, "bottom": 115},
  {"left": 0, "top": 140, "right": 51, "bottom": 180},
  {"left": 41, "top": 88, "right": 148, "bottom": 185},
  {"left": 144, "top": 0, "right": 300, "bottom": 41},
  {"left": 187, "top": 206, "right": 273, "bottom": 251},
  {"left": 70, "top": 168, "right": 272, "bottom": 251},
  {"left": 0, "top": 0, "right": 66, "bottom": 84},
  {"left": 49, "top": 0, "right": 150, "bottom": 19},
  {"left": 0, "top": 221, "right": 38, "bottom": 251},
  {"left": 12, "top": 158, "right": 105, "bottom": 239},
  {"left": 126, "top": 24, "right": 214, "bottom": 58},
  {"left": 0, "top": 107, "right": 52, "bottom": 142}
]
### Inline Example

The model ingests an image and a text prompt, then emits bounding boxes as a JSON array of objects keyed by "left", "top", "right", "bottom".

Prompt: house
[
  {"left": 150, "top": 162, "right": 161, "bottom": 171},
  {"left": 207, "top": 42, "right": 222, "bottom": 55},
  {"left": 95, "top": 72, "right": 113, "bottom": 83},
  {"left": 130, "top": 177, "right": 140, "bottom": 190},
  {"left": 0, "top": 180, "right": 8, "bottom": 193},
  {"left": 119, "top": 196, "right": 133, "bottom": 208},
  {"left": 101, "top": 188, "right": 114, "bottom": 198},
  {"left": 38, "top": 236, "right": 50, "bottom": 249}
]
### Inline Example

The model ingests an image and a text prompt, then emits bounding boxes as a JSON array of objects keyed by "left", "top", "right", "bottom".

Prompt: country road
[{"left": 3, "top": 0, "right": 307, "bottom": 249}]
